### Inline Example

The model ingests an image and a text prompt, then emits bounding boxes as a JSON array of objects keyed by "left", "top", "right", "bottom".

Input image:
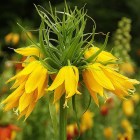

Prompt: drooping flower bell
[
  {"left": 1, "top": 46, "right": 48, "bottom": 119},
  {"left": 82, "top": 46, "right": 139, "bottom": 105},
  {"left": 48, "top": 66, "right": 81, "bottom": 106}
]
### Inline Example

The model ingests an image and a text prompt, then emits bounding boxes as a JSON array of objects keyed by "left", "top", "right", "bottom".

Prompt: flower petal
[
  {"left": 82, "top": 70, "right": 103, "bottom": 96},
  {"left": 89, "top": 64, "right": 114, "bottom": 90},
  {"left": 25, "top": 63, "right": 43, "bottom": 93},
  {"left": 48, "top": 68, "right": 65, "bottom": 91},
  {"left": 15, "top": 46, "right": 42, "bottom": 57},
  {"left": 53, "top": 84, "right": 65, "bottom": 103}
]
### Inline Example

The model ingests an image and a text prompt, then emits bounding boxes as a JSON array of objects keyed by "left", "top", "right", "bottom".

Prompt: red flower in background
[{"left": 0, "top": 124, "right": 20, "bottom": 140}]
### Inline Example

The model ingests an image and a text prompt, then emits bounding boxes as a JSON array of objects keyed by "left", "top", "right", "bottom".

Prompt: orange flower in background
[
  {"left": 103, "top": 127, "right": 113, "bottom": 139},
  {"left": 100, "top": 105, "right": 109, "bottom": 116},
  {"left": 5, "top": 33, "right": 20, "bottom": 45},
  {"left": 0, "top": 124, "right": 20, "bottom": 140}
]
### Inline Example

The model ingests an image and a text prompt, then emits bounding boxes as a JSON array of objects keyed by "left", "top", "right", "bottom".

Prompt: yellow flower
[
  {"left": 122, "top": 100, "right": 134, "bottom": 117},
  {"left": 67, "top": 123, "right": 77, "bottom": 138},
  {"left": 103, "top": 127, "right": 113, "bottom": 139},
  {"left": 48, "top": 66, "right": 80, "bottom": 105},
  {"left": 117, "top": 133, "right": 132, "bottom": 140},
  {"left": 84, "top": 46, "right": 117, "bottom": 63},
  {"left": 83, "top": 47, "right": 139, "bottom": 105},
  {"left": 1, "top": 61, "right": 48, "bottom": 119},
  {"left": 83, "top": 63, "right": 139, "bottom": 105},
  {"left": 80, "top": 110, "right": 94, "bottom": 132},
  {"left": 14, "top": 45, "right": 42, "bottom": 58},
  {"left": 121, "top": 119, "right": 133, "bottom": 135},
  {"left": 5, "top": 33, "right": 20, "bottom": 45}
]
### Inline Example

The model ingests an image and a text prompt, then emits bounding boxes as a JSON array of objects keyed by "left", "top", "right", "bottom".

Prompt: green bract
[{"left": 35, "top": 3, "right": 97, "bottom": 72}]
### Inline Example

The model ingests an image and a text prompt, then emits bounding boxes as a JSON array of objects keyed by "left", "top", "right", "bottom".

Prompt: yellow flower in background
[
  {"left": 117, "top": 133, "right": 132, "bottom": 140},
  {"left": 80, "top": 110, "right": 94, "bottom": 132},
  {"left": 131, "top": 93, "right": 140, "bottom": 103},
  {"left": 84, "top": 46, "right": 117, "bottom": 63},
  {"left": 14, "top": 45, "right": 43, "bottom": 58},
  {"left": 1, "top": 61, "right": 48, "bottom": 119},
  {"left": 5, "top": 33, "right": 20, "bottom": 45},
  {"left": 103, "top": 127, "right": 113, "bottom": 139},
  {"left": 120, "top": 62, "right": 135, "bottom": 75},
  {"left": 121, "top": 119, "right": 133, "bottom": 135},
  {"left": 48, "top": 66, "right": 81, "bottom": 105},
  {"left": 122, "top": 100, "right": 134, "bottom": 117},
  {"left": 67, "top": 123, "right": 77, "bottom": 139}
]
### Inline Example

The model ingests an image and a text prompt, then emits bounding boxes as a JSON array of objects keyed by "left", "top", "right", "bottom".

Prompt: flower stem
[{"left": 59, "top": 95, "right": 67, "bottom": 140}]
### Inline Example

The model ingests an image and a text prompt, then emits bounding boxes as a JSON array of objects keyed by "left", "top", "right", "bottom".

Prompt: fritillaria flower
[{"left": 1, "top": 5, "right": 139, "bottom": 140}]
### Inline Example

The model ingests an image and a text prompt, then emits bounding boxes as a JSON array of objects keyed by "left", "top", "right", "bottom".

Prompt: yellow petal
[
  {"left": 36, "top": 69, "right": 48, "bottom": 100},
  {"left": 101, "top": 65, "right": 139, "bottom": 91},
  {"left": 6, "top": 75, "right": 18, "bottom": 83},
  {"left": 65, "top": 66, "right": 77, "bottom": 98},
  {"left": 25, "top": 63, "right": 43, "bottom": 93},
  {"left": 83, "top": 74, "right": 99, "bottom": 106},
  {"left": 14, "top": 46, "right": 42, "bottom": 57},
  {"left": 89, "top": 64, "right": 114, "bottom": 90},
  {"left": 48, "top": 67, "right": 65, "bottom": 91},
  {"left": 18, "top": 92, "right": 33, "bottom": 112},
  {"left": 84, "top": 46, "right": 117, "bottom": 63},
  {"left": 2, "top": 84, "right": 24, "bottom": 104},
  {"left": 17, "top": 61, "right": 39, "bottom": 77},
  {"left": 25, "top": 99, "right": 36, "bottom": 120},
  {"left": 10, "top": 75, "right": 28, "bottom": 89},
  {"left": 53, "top": 84, "right": 65, "bottom": 103},
  {"left": 4, "top": 100, "right": 19, "bottom": 111},
  {"left": 18, "top": 108, "right": 28, "bottom": 120},
  {"left": 82, "top": 70, "right": 103, "bottom": 96}
]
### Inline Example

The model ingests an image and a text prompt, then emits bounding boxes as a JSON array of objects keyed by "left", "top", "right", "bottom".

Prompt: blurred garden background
[{"left": 0, "top": 0, "right": 140, "bottom": 140}]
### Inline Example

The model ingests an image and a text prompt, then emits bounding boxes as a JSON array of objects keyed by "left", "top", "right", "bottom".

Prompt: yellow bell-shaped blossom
[
  {"left": 14, "top": 45, "right": 42, "bottom": 58},
  {"left": 84, "top": 46, "right": 117, "bottom": 63},
  {"left": 1, "top": 61, "right": 48, "bottom": 119},
  {"left": 83, "top": 63, "right": 139, "bottom": 105},
  {"left": 48, "top": 66, "right": 80, "bottom": 104},
  {"left": 83, "top": 47, "right": 139, "bottom": 105}
]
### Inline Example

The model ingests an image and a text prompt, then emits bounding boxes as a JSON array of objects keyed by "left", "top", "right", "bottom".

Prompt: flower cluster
[{"left": 1, "top": 5, "right": 139, "bottom": 119}]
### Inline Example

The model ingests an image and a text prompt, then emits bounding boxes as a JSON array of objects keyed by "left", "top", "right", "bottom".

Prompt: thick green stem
[{"left": 59, "top": 95, "right": 67, "bottom": 140}]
